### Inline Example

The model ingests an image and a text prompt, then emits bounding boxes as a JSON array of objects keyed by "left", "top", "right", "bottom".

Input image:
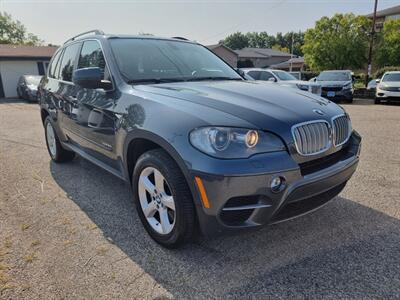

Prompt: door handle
[{"left": 88, "top": 109, "right": 103, "bottom": 128}]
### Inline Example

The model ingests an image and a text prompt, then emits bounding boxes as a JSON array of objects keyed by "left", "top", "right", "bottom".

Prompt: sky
[{"left": 1, "top": 0, "right": 399, "bottom": 46}]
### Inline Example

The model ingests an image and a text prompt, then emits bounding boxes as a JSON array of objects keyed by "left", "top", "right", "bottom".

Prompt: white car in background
[
  {"left": 241, "top": 68, "right": 322, "bottom": 96},
  {"left": 375, "top": 71, "right": 400, "bottom": 104}
]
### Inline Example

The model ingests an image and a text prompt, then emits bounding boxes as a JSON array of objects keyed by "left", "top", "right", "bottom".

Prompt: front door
[{"left": 69, "top": 40, "right": 119, "bottom": 170}]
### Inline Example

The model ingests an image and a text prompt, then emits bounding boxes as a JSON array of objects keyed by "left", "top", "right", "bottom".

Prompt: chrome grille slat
[
  {"left": 332, "top": 115, "right": 351, "bottom": 147},
  {"left": 292, "top": 121, "right": 331, "bottom": 156}
]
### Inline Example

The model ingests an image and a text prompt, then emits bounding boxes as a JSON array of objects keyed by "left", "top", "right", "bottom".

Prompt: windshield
[
  {"left": 25, "top": 76, "right": 42, "bottom": 85},
  {"left": 109, "top": 38, "right": 241, "bottom": 83},
  {"left": 272, "top": 70, "right": 297, "bottom": 81},
  {"left": 382, "top": 73, "right": 400, "bottom": 82},
  {"left": 317, "top": 71, "right": 351, "bottom": 81}
]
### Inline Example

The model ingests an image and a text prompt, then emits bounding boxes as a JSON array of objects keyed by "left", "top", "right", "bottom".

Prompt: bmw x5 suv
[{"left": 38, "top": 30, "right": 361, "bottom": 248}]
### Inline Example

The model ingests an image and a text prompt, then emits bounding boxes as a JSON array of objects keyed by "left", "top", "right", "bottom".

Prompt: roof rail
[
  {"left": 64, "top": 29, "right": 105, "bottom": 44},
  {"left": 171, "top": 36, "right": 189, "bottom": 41}
]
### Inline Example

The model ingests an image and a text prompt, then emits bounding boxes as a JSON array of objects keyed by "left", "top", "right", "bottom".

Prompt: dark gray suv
[{"left": 38, "top": 30, "right": 361, "bottom": 248}]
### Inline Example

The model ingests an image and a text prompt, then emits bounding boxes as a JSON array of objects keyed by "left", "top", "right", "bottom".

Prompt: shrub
[{"left": 374, "top": 66, "right": 400, "bottom": 79}]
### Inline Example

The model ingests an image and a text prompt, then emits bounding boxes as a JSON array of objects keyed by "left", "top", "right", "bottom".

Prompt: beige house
[
  {"left": 270, "top": 57, "right": 305, "bottom": 72},
  {"left": 0, "top": 44, "right": 57, "bottom": 98},
  {"left": 234, "top": 48, "right": 292, "bottom": 68},
  {"left": 206, "top": 44, "right": 238, "bottom": 67},
  {"left": 366, "top": 5, "right": 400, "bottom": 31}
]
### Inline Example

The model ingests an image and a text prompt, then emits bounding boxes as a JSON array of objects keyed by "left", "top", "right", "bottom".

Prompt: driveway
[{"left": 0, "top": 99, "right": 399, "bottom": 299}]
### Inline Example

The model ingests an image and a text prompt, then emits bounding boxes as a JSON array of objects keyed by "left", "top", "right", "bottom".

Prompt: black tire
[
  {"left": 132, "top": 149, "right": 196, "bottom": 248},
  {"left": 44, "top": 116, "right": 75, "bottom": 163},
  {"left": 375, "top": 97, "right": 381, "bottom": 104},
  {"left": 346, "top": 97, "right": 353, "bottom": 104}
]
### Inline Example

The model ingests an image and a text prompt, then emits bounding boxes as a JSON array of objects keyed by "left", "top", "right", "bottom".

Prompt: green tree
[
  {"left": 0, "top": 12, "right": 41, "bottom": 45},
  {"left": 302, "top": 13, "right": 371, "bottom": 71},
  {"left": 376, "top": 19, "right": 400, "bottom": 67},
  {"left": 222, "top": 32, "right": 249, "bottom": 50}
]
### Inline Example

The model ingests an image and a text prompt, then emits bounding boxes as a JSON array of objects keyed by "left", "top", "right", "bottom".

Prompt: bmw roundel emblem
[{"left": 313, "top": 109, "right": 325, "bottom": 116}]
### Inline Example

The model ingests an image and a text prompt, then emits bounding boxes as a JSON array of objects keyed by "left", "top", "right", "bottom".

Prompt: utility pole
[
  {"left": 365, "top": 0, "right": 378, "bottom": 87},
  {"left": 290, "top": 32, "right": 294, "bottom": 72}
]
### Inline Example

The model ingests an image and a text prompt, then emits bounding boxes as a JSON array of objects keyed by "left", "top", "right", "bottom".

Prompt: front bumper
[
  {"left": 191, "top": 131, "right": 361, "bottom": 237},
  {"left": 376, "top": 89, "right": 400, "bottom": 101}
]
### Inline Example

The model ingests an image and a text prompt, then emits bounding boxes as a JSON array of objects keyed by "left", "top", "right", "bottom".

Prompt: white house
[{"left": 0, "top": 44, "right": 58, "bottom": 98}]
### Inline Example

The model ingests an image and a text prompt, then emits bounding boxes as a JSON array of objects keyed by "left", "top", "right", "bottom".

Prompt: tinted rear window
[{"left": 49, "top": 50, "right": 62, "bottom": 78}]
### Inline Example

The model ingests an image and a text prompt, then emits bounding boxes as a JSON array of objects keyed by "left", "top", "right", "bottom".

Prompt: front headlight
[
  {"left": 343, "top": 82, "right": 353, "bottom": 90},
  {"left": 189, "top": 127, "right": 285, "bottom": 158},
  {"left": 378, "top": 85, "right": 390, "bottom": 91},
  {"left": 296, "top": 84, "right": 309, "bottom": 91}
]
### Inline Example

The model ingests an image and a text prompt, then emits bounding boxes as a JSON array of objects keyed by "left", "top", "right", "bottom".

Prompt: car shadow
[
  {"left": 0, "top": 98, "right": 38, "bottom": 105},
  {"left": 50, "top": 157, "right": 400, "bottom": 299}
]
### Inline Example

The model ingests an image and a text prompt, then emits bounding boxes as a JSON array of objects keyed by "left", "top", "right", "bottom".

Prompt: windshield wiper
[{"left": 186, "top": 77, "right": 242, "bottom": 82}]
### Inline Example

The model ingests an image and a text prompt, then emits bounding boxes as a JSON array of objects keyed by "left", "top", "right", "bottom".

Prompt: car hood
[
  {"left": 279, "top": 80, "right": 319, "bottom": 86},
  {"left": 379, "top": 82, "right": 400, "bottom": 88},
  {"left": 317, "top": 80, "right": 351, "bottom": 87},
  {"left": 136, "top": 80, "right": 344, "bottom": 140}
]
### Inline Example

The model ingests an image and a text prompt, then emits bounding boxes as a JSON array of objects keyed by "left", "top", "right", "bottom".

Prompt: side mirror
[
  {"left": 73, "top": 67, "right": 112, "bottom": 90},
  {"left": 268, "top": 77, "right": 276, "bottom": 82},
  {"left": 375, "top": 79, "right": 380, "bottom": 83}
]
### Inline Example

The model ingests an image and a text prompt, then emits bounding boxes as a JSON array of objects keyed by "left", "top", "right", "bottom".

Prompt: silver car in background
[
  {"left": 17, "top": 75, "right": 42, "bottom": 102},
  {"left": 241, "top": 68, "right": 322, "bottom": 96}
]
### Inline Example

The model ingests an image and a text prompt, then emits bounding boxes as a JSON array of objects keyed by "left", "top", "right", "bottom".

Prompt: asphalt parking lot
[{"left": 0, "top": 99, "right": 399, "bottom": 299}]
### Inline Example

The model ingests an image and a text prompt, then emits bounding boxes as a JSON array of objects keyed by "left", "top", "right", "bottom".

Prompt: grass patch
[
  {"left": 21, "top": 224, "right": 30, "bottom": 231},
  {"left": 86, "top": 224, "right": 98, "bottom": 230},
  {"left": 96, "top": 246, "right": 108, "bottom": 256},
  {"left": 31, "top": 240, "right": 40, "bottom": 247},
  {"left": 24, "top": 253, "right": 37, "bottom": 264}
]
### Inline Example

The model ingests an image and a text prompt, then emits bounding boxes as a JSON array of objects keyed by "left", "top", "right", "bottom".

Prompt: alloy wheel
[
  {"left": 138, "top": 167, "right": 176, "bottom": 235},
  {"left": 46, "top": 122, "right": 57, "bottom": 158}
]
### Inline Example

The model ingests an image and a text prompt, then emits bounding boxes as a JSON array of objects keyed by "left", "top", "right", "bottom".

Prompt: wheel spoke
[
  {"left": 154, "top": 169, "right": 165, "bottom": 193},
  {"left": 161, "top": 195, "right": 175, "bottom": 211},
  {"left": 143, "top": 201, "right": 157, "bottom": 218},
  {"left": 159, "top": 208, "right": 171, "bottom": 234},
  {"left": 140, "top": 176, "right": 156, "bottom": 194}
]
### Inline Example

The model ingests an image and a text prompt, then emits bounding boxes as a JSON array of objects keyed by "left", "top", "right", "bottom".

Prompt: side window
[
  {"left": 259, "top": 71, "right": 275, "bottom": 81},
  {"left": 48, "top": 50, "right": 62, "bottom": 78},
  {"left": 59, "top": 43, "right": 81, "bottom": 82},
  {"left": 78, "top": 40, "right": 109, "bottom": 80},
  {"left": 247, "top": 71, "right": 260, "bottom": 80}
]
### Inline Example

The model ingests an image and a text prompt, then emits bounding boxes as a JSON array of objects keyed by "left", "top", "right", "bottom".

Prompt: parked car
[
  {"left": 367, "top": 79, "right": 378, "bottom": 91},
  {"left": 241, "top": 68, "right": 322, "bottom": 96},
  {"left": 314, "top": 70, "right": 354, "bottom": 103},
  {"left": 375, "top": 71, "right": 400, "bottom": 104},
  {"left": 39, "top": 31, "right": 361, "bottom": 248},
  {"left": 289, "top": 71, "right": 301, "bottom": 80},
  {"left": 17, "top": 75, "right": 42, "bottom": 102}
]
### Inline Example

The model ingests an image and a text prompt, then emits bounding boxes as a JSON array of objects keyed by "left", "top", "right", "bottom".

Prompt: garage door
[{"left": 0, "top": 61, "right": 39, "bottom": 98}]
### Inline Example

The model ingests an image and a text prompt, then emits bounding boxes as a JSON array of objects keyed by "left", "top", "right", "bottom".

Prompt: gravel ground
[{"left": 0, "top": 99, "right": 399, "bottom": 299}]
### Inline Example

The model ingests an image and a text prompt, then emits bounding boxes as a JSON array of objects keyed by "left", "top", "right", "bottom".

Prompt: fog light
[{"left": 270, "top": 176, "right": 285, "bottom": 193}]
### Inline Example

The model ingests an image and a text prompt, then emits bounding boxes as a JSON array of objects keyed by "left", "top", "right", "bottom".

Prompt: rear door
[{"left": 56, "top": 42, "right": 82, "bottom": 138}]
